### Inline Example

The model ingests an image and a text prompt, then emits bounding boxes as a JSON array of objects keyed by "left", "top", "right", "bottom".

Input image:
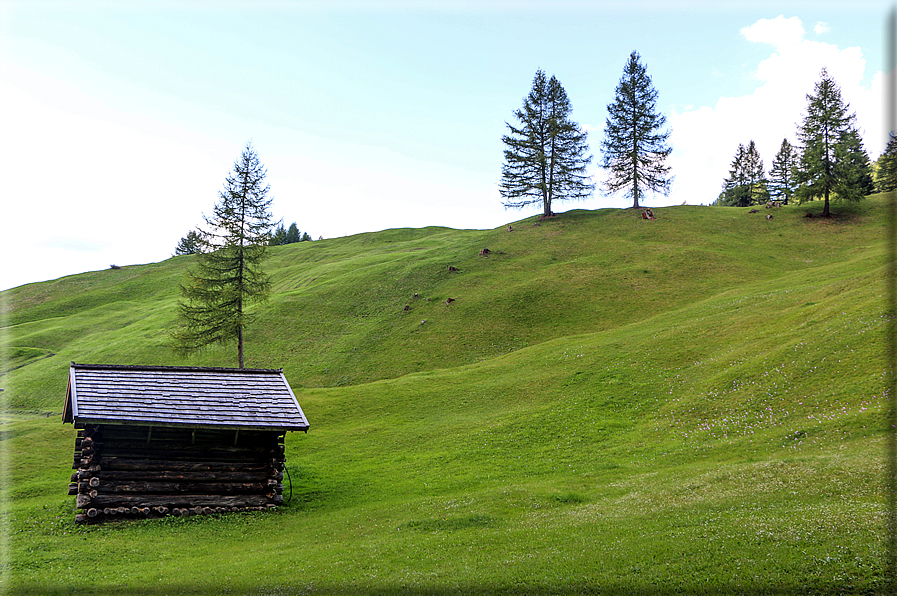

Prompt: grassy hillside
[{"left": 0, "top": 197, "right": 890, "bottom": 594}]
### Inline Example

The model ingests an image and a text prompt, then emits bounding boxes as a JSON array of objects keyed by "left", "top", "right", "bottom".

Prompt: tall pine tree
[
  {"left": 719, "top": 144, "right": 749, "bottom": 207},
  {"left": 743, "top": 140, "right": 768, "bottom": 206},
  {"left": 499, "top": 70, "right": 593, "bottom": 217},
  {"left": 768, "top": 139, "right": 798, "bottom": 204},
  {"left": 172, "top": 142, "right": 275, "bottom": 368},
  {"left": 794, "top": 68, "right": 869, "bottom": 217},
  {"left": 601, "top": 51, "right": 672, "bottom": 209}
]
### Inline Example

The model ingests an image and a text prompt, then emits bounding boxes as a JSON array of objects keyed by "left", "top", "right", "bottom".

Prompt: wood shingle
[{"left": 63, "top": 362, "right": 309, "bottom": 431}]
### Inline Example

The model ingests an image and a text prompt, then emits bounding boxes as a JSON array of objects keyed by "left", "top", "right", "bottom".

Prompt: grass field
[{"left": 0, "top": 197, "right": 891, "bottom": 594}]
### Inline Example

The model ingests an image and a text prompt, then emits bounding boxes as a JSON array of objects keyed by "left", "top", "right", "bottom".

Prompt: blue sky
[{"left": 0, "top": 1, "right": 891, "bottom": 290}]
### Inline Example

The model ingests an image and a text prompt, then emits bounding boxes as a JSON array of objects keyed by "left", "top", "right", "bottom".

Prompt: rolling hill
[{"left": 0, "top": 197, "right": 889, "bottom": 594}]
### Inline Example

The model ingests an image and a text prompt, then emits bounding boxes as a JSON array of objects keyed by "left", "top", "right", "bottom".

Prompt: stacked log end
[{"left": 71, "top": 424, "right": 286, "bottom": 523}]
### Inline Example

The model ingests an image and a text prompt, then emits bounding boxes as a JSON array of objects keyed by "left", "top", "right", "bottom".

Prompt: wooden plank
[
  {"left": 81, "top": 440, "right": 275, "bottom": 454},
  {"left": 93, "top": 447, "right": 271, "bottom": 462},
  {"left": 96, "top": 457, "right": 273, "bottom": 473},
  {"left": 80, "top": 480, "right": 272, "bottom": 494},
  {"left": 77, "top": 493, "right": 274, "bottom": 508},
  {"left": 86, "top": 470, "right": 272, "bottom": 482}
]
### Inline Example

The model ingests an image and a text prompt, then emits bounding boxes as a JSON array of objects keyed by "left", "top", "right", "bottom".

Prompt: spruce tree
[
  {"left": 601, "top": 51, "right": 672, "bottom": 209},
  {"left": 172, "top": 142, "right": 275, "bottom": 368},
  {"left": 877, "top": 131, "right": 897, "bottom": 193},
  {"left": 744, "top": 140, "right": 768, "bottom": 205},
  {"left": 768, "top": 139, "right": 798, "bottom": 204},
  {"left": 720, "top": 144, "right": 750, "bottom": 207},
  {"left": 269, "top": 224, "right": 287, "bottom": 246},
  {"left": 284, "top": 223, "right": 301, "bottom": 244},
  {"left": 839, "top": 127, "right": 875, "bottom": 196},
  {"left": 499, "top": 70, "right": 594, "bottom": 217},
  {"left": 794, "top": 68, "right": 868, "bottom": 216},
  {"left": 174, "top": 230, "right": 202, "bottom": 256}
]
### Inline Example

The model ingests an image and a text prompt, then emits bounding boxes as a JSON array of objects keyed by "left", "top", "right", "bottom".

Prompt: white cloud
[
  {"left": 740, "top": 15, "right": 805, "bottom": 48},
  {"left": 814, "top": 22, "right": 831, "bottom": 35},
  {"left": 667, "top": 16, "right": 880, "bottom": 206}
]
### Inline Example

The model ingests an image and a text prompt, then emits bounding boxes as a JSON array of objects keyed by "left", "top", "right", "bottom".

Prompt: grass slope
[{"left": 0, "top": 198, "right": 889, "bottom": 594}]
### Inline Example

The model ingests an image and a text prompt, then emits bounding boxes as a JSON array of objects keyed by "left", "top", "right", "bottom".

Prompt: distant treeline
[
  {"left": 268, "top": 222, "right": 312, "bottom": 246},
  {"left": 174, "top": 221, "right": 313, "bottom": 256}
]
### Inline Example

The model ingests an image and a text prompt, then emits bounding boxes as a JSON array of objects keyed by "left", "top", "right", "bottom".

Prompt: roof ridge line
[{"left": 70, "top": 362, "right": 284, "bottom": 374}]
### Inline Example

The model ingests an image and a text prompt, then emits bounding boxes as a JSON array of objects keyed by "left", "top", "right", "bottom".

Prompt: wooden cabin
[{"left": 63, "top": 362, "right": 309, "bottom": 523}]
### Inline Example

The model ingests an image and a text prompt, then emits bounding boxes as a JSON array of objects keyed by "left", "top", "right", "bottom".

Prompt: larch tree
[
  {"left": 172, "top": 142, "right": 275, "bottom": 368},
  {"left": 768, "top": 139, "right": 798, "bottom": 204},
  {"left": 794, "top": 68, "right": 869, "bottom": 217},
  {"left": 601, "top": 51, "right": 672, "bottom": 209},
  {"left": 499, "top": 69, "right": 594, "bottom": 217}
]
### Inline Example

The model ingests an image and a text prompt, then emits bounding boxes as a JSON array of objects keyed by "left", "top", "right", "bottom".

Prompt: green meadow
[{"left": 0, "top": 197, "right": 890, "bottom": 594}]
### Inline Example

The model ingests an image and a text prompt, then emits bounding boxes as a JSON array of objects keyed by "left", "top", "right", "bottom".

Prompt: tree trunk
[
  {"left": 238, "top": 326, "right": 244, "bottom": 368},
  {"left": 822, "top": 188, "right": 831, "bottom": 217}
]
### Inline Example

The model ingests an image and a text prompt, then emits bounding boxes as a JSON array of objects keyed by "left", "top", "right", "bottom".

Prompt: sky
[{"left": 0, "top": 1, "right": 892, "bottom": 291}]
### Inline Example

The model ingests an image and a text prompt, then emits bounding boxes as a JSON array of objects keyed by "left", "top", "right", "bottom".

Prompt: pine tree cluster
[
  {"left": 269, "top": 222, "right": 312, "bottom": 246},
  {"left": 500, "top": 52, "right": 673, "bottom": 213},
  {"left": 715, "top": 68, "right": 875, "bottom": 215}
]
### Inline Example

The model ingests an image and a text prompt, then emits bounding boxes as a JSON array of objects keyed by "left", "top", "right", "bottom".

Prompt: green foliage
[
  {"left": 876, "top": 131, "right": 897, "bottom": 193},
  {"left": 838, "top": 127, "right": 875, "bottom": 196},
  {"left": 768, "top": 138, "right": 798, "bottom": 204},
  {"left": 171, "top": 142, "right": 275, "bottom": 368},
  {"left": 173, "top": 230, "right": 202, "bottom": 256},
  {"left": 269, "top": 222, "right": 312, "bottom": 246},
  {"left": 284, "top": 222, "right": 301, "bottom": 244},
  {"left": 268, "top": 223, "right": 287, "bottom": 246},
  {"left": 499, "top": 69, "right": 593, "bottom": 217},
  {"left": 601, "top": 51, "right": 672, "bottom": 209},
  {"left": 794, "top": 68, "right": 872, "bottom": 216},
  {"left": 717, "top": 141, "right": 767, "bottom": 207}
]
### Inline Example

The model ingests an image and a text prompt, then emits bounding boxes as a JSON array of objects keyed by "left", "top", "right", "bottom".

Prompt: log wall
[{"left": 70, "top": 423, "right": 285, "bottom": 523}]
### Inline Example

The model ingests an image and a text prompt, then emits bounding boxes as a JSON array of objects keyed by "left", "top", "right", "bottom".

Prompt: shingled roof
[{"left": 63, "top": 363, "right": 309, "bottom": 432}]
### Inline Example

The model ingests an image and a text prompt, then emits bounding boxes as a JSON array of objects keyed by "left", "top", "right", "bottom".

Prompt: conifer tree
[
  {"left": 839, "top": 127, "right": 875, "bottom": 196},
  {"left": 284, "top": 223, "right": 301, "bottom": 244},
  {"left": 744, "top": 140, "right": 768, "bottom": 205},
  {"left": 794, "top": 68, "right": 869, "bottom": 216},
  {"left": 768, "top": 139, "right": 798, "bottom": 204},
  {"left": 269, "top": 224, "right": 287, "bottom": 246},
  {"left": 601, "top": 51, "right": 672, "bottom": 209},
  {"left": 172, "top": 142, "right": 275, "bottom": 368},
  {"left": 174, "top": 230, "right": 202, "bottom": 256},
  {"left": 719, "top": 144, "right": 749, "bottom": 207},
  {"left": 499, "top": 70, "right": 594, "bottom": 217},
  {"left": 877, "top": 131, "right": 897, "bottom": 193},
  {"left": 718, "top": 141, "right": 766, "bottom": 207}
]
